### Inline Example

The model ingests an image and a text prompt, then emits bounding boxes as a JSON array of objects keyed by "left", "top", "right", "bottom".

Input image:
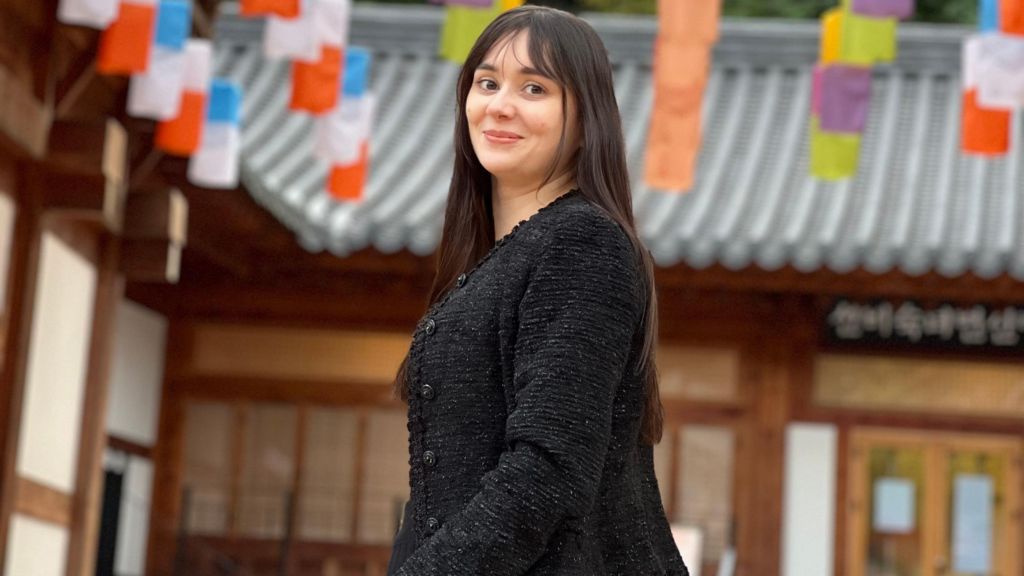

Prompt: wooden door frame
[{"left": 846, "top": 427, "right": 1023, "bottom": 576}]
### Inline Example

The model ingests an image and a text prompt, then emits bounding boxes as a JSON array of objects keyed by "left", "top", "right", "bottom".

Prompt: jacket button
[
  {"left": 456, "top": 273, "right": 467, "bottom": 287},
  {"left": 424, "top": 318, "right": 435, "bottom": 335},
  {"left": 420, "top": 384, "right": 435, "bottom": 400},
  {"left": 427, "top": 517, "right": 440, "bottom": 532},
  {"left": 423, "top": 450, "right": 437, "bottom": 466}
]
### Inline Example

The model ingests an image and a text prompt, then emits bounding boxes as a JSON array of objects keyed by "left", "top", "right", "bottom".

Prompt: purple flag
[
  {"left": 812, "top": 64, "right": 824, "bottom": 116},
  {"left": 819, "top": 64, "right": 872, "bottom": 134},
  {"left": 851, "top": 0, "right": 914, "bottom": 19}
]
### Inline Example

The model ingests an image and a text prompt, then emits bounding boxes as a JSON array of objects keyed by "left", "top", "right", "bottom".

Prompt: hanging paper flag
[
  {"left": 316, "top": 48, "right": 374, "bottom": 165},
  {"left": 97, "top": 0, "right": 157, "bottom": 75},
  {"left": 240, "top": 0, "right": 299, "bottom": 18},
  {"left": 812, "top": 65, "right": 825, "bottom": 116},
  {"left": 314, "top": 0, "right": 352, "bottom": 49},
  {"left": 810, "top": 117, "right": 861, "bottom": 179},
  {"left": 327, "top": 142, "right": 369, "bottom": 201},
  {"left": 1002, "top": 0, "right": 1024, "bottom": 36},
  {"left": 656, "top": 0, "right": 721, "bottom": 44},
  {"left": 839, "top": 9, "right": 897, "bottom": 65},
  {"left": 264, "top": 0, "right": 319, "bottom": 62},
  {"left": 819, "top": 65, "right": 873, "bottom": 133},
  {"left": 188, "top": 80, "right": 243, "bottom": 189},
  {"left": 58, "top": 0, "right": 119, "bottom": 29},
  {"left": 155, "top": 40, "right": 212, "bottom": 155},
  {"left": 961, "top": 89, "right": 1011, "bottom": 155},
  {"left": 975, "top": 34, "right": 1024, "bottom": 109},
  {"left": 290, "top": 45, "right": 344, "bottom": 114},
  {"left": 644, "top": 94, "right": 702, "bottom": 191},
  {"left": 500, "top": 0, "right": 524, "bottom": 9},
  {"left": 439, "top": 2, "right": 503, "bottom": 64},
  {"left": 980, "top": 0, "right": 1000, "bottom": 32},
  {"left": 127, "top": 0, "right": 191, "bottom": 120},
  {"left": 820, "top": 8, "right": 843, "bottom": 65},
  {"left": 849, "top": 0, "right": 914, "bottom": 20}
]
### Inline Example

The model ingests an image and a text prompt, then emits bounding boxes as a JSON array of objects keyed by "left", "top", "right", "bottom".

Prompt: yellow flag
[
  {"left": 439, "top": 3, "right": 502, "bottom": 64},
  {"left": 820, "top": 8, "right": 842, "bottom": 64},
  {"left": 810, "top": 118, "right": 860, "bottom": 180},
  {"left": 840, "top": 8, "right": 897, "bottom": 65},
  {"left": 501, "top": 0, "right": 524, "bottom": 10}
]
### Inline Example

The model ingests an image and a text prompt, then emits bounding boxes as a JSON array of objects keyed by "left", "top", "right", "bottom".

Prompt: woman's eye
[
  {"left": 477, "top": 79, "right": 498, "bottom": 91},
  {"left": 526, "top": 84, "right": 545, "bottom": 95}
]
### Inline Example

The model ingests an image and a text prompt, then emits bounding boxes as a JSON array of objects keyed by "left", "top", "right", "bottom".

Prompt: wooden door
[{"left": 847, "top": 428, "right": 1022, "bottom": 576}]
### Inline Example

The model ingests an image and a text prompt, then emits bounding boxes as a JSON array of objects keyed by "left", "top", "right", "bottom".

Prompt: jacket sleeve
[{"left": 394, "top": 216, "right": 642, "bottom": 576}]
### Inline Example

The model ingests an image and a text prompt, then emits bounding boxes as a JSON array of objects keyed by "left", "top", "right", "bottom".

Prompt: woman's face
[{"left": 466, "top": 31, "right": 580, "bottom": 187}]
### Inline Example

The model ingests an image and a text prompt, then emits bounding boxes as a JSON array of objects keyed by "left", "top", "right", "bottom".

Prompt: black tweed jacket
[{"left": 389, "top": 189, "right": 688, "bottom": 576}]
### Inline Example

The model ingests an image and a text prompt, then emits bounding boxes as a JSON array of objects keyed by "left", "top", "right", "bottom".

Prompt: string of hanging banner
[{"left": 812, "top": 0, "right": 1024, "bottom": 180}]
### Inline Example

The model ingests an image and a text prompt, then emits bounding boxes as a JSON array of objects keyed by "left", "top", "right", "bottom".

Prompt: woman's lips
[{"left": 484, "top": 130, "right": 522, "bottom": 144}]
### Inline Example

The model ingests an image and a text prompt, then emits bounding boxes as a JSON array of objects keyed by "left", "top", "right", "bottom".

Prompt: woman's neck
[{"left": 491, "top": 173, "right": 577, "bottom": 241}]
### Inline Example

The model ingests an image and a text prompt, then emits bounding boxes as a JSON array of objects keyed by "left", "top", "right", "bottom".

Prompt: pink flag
[{"left": 819, "top": 64, "right": 873, "bottom": 134}]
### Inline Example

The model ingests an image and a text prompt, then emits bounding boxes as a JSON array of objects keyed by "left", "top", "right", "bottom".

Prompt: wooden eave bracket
[{"left": 120, "top": 187, "right": 189, "bottom": 284}]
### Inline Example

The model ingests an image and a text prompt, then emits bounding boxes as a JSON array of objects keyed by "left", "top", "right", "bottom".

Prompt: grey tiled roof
[{"left": 214, "top": 4, "right": 1024, "bottom": 279}]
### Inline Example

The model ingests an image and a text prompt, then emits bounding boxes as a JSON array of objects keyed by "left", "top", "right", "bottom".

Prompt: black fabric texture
[{"left": 390, "top": 189, "right": 689, "bottom": 576}]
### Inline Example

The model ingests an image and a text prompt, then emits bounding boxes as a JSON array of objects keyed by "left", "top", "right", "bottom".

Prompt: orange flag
[
  {"left": 290, "top": 45, "right": 344, "bottom": 114},
  {"left": 97, "top": 1, "right": 157, "bottom": 74},
  {"left": 961, "top": 89, "right": 1011, "bottom": 155},
  {"left": 240, "top": 0, "right": 299, "bottom": 18},
  {"left": 1003, "top": 0, "right": 1024, "bottom": 35},
  {"left": 656, "top": 0, "right": 721, "bottom": 43},
  {"left": 327, "top": 142, "right": 369, "bottom": 201},
  {"left": 155, "top": 91, "right": 206, "bottom": 155}
]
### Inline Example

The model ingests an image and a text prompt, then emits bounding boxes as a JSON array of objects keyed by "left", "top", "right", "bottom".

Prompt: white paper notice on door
[
  {"left": 872, "top": 477, "right": 916, "bottom": 534},
  {"left": 952, "top": 474, "right": 993, "bottom": 574}
]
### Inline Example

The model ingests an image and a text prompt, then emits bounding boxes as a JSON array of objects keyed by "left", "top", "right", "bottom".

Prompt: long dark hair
[{"left": 393, "top": 5, "right": 664, "bottom": 445}]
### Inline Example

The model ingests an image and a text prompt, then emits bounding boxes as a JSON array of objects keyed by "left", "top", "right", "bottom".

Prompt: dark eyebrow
[{"left": 476, "top": 62, "right": 554, "bottom": 80}]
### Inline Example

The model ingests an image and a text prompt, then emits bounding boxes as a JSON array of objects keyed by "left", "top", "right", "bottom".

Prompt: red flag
[
  {"left": 961, "top": 89, "right": 1011, "bottom": 155},
  {"left": 290, "top": 45, "right": 344, "bottom": 114},
  {"left": 1002, "top": 0, "right": 1024, "bottom": 36},
  {"left": 97, "top": 1, "right": 157, "bottom": 74}
]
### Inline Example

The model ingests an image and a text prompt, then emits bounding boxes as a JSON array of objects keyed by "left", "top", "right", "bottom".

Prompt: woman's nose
[{"left": 485, "top": 89, "right": 514, "bottom": 119}]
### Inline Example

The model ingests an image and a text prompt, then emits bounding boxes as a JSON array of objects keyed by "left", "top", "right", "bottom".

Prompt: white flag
[
  {"left": 127, "top": 46, "right": 187, "bottom": 119},
  {"left": 977, "top": 34, "right": 1024, "bottom": 109},
  {"left": 315, "top": 93, "right": 375, "bottom": 165},
  {"left": 188, "top": 123, "right": 241, "bottom": 188},
  {"left": 58, "top": 0, "right": 119, "bottom": 28},
  {"left": 315, "top": 0, "right": 351, "bottom": 48},
  {"left": 263, "top": 0, "right": 320, "bottom": 61},
  {"left": 183, "top": 39, "right": 213, "bottom": 93}
]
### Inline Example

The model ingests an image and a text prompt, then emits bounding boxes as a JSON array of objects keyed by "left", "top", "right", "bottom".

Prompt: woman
[{"left": 387, "top": 6, "right": 687, "bottom": 575}]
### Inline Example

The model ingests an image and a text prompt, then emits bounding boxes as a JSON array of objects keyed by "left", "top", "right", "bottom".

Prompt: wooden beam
[
  {"left": 66, "top": 233, "right": 125, "bottom": 576},
  {"left": 13, "top": 477, "right": 73, "bottom": 527},
  {"left": 107, "top": 434, "right": 154, "bottom": 460},
  {"left": 120, "top": 239, "right": 182, "bottom": 283},
  {"left": 35, "top": 164, "right": 126, "bottom": 233},
  {"left": 0, "top": 62, "right": 50, "bottom": 158},
  {"left": 54, "top": 41, "right": 100, "bottom": 120},
  {"left": 123, "top": 188, "right": 189, "bottom": 244}
]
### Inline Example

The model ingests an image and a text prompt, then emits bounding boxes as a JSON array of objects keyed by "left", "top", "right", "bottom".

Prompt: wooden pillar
[
  {"left": 0, "top": 160, "right": 44, "bottom": 571},
  {"left": 145, "top": 322, "right": 189, "bottom": 576},
  {"left": 65, "top": 233, "right": 124, "bottom": 576}
]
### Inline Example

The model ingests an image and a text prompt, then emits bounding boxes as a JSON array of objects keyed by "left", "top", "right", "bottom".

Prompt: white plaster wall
[
  {"left": 114, "top": 457, "right": 154, "bottom": 576},
  {"left": 0, "top": 193, "right": 14, "bottom": 313},
  {"left": 106, "top": 299, "right": 167, "bottom": 446},
  {"left": 781, "top": 423, "right": 838, "bottom": 576},
  {"left": 16, "top": 232, "right": 97, "bottom": 492},
  {"left": 3, "top": 514, "right": 69, "bottom": 576}
]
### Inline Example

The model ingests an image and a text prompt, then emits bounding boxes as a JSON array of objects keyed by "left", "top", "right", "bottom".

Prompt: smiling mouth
[{"left": 483, "top": 130, "right": 523, "bottom": 144}]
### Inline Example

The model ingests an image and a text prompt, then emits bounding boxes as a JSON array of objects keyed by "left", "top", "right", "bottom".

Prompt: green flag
[
  {"left": 810, "top": 117, "right": 861, "bottom": 180},
  {"left": 839, "top": 2, "right": 897, "bottom": 65},
  {"left": 439, "top": 2, "right": 503, "bottom": 64}
]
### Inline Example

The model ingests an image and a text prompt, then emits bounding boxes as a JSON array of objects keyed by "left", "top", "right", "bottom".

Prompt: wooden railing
[{"left": 176, "top": 536, "right": 392, "bottom": 576}]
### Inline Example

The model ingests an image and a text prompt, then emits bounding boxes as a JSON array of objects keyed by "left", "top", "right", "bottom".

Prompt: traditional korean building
[{"left": 3, "top": 2, "right": 1024, "bottom": 576}]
